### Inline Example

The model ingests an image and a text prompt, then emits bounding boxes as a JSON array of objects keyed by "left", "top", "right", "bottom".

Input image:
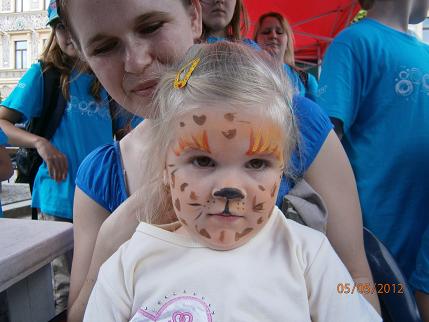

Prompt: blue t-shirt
[
  {"left": 410, "top": 226, "right": 429, "bottom": 294},
  {"left": 76, "top": 95, "right": 332, "bottom": 213},
  {"left": 283, "top": 65, "right": 318, "bottom": 101},
  {"left": 0, "top": 128, "right": 8, "bottom": 217},
  {"left": 317, "top": 18, "right": 429, "bottom": 284},
  {"left": 206, "top": 36, "right": 260, "bottom": 50},
  {"left": 1, "top": 63, "right": 114, "bottom": 219}
]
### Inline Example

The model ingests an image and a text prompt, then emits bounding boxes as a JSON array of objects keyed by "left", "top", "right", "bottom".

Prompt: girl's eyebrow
[{"left": 86, "top": 11, "right": 171, "bottom": 48}]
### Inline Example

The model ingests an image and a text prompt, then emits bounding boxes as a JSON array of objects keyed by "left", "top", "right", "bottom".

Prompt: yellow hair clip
[{"left": 173, "top": 57, "right": 200, "bottom": 89}]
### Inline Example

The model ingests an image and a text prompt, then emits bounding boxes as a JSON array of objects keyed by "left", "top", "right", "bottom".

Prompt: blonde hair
[
  {"left": 253, "top": 12, "right": 295, "bottom": 66},
  {"left": 201, "top": 0, "right": 249, "bottom": 41},
  {"left": 140, "top": 41, "right": 299, "bottom": 224}
]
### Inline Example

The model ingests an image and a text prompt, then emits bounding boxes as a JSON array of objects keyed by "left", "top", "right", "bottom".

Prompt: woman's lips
[{"left": 131, "top": 80, "right": 158, "bottom": 97}]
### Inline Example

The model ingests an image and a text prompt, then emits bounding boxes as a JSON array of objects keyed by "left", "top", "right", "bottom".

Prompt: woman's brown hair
[
  {"left": 253, "top": 12, "right": 295, "bottom": 66},
  {"left": 201, "top": 0, "right": 249, "bottom": 41}
]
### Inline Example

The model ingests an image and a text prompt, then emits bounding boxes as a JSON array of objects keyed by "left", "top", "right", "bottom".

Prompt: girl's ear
[
  {"left": 189, "top": 0, "right": 203, "bottom": 41},
  {"left": 163, "top": 169, "right": 169, "bottom": 186}
]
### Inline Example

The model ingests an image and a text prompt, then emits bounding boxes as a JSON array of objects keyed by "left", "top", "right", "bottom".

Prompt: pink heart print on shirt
[{"left": 129, "top": 295, "right": 213, "bottom": 322}]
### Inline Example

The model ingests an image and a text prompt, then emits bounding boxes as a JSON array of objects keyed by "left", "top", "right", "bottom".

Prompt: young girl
[
  {"left": 317, "top": 0, "right": 429, "bottom": 317},
  {"left": 58, "top": 0, "right": 379, "bottom": 319},
  {"left": 84, "top": 42, "right": 380, "bottom": 322},
  {"left": 200, "top": 0, "right": 258, "bottom": 48},
  {"left": 254, "top": 12, "right": 319, "bottom": 101},
  {"left": 0, "top": 0, "right": 118, "bottom": 312}
]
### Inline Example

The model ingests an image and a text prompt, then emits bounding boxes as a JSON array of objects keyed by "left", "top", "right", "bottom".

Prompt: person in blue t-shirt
[
  {"left": 0, "top": 0, "right": 121, "bottom": 313},
  {"left": 254, "top": 11, "right": 318, "bottom": 101},
  {"left": 0, "top": 128, "right": 14, "bottom": 217},
  {"left": 317, "top": 0, "right": 429, "bottom": 317}
]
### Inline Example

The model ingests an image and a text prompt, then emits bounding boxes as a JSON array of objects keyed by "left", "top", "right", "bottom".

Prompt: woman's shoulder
[{"left": 76, "top": 142, "right": 127, "bottom": 212}]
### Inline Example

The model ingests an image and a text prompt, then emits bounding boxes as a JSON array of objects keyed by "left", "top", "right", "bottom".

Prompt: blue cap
[{"left": 47, "top": 0, "right": 59, "bottom": 25}]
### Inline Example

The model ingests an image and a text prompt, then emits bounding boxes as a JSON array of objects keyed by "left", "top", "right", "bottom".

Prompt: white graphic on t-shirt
[
  {"left": 66, "top": 95, "right": 110, "bottom": 119},
  {"left": 130, "top": 295, "right": 213, "bottom": 322},
  {"left": 395, "top": 67, "right": 429, "bottom": 98}
]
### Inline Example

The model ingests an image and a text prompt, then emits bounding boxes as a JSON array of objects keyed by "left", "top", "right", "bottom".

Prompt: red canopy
[{"left": 244, "top": 0, "right": 360, "bottom": 65}]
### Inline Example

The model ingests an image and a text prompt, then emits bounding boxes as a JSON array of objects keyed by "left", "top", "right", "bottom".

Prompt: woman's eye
[
  {"left": 192, "top": 156, "right": 215, "bottom": 168},
  {"left": 138, "top": 22, "right": 165, "bottom": 35},
  {"left": 92, "top": 42, "right": 118, "bottom": 56},
  {"left": 246, "top": 159, "right": 269, "bottom": 170}
]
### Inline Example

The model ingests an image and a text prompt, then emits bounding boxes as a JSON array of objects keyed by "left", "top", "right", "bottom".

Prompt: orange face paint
[
  {"left": 246, "top": 128, "right": 283, "bottom": 163},
  {"left": 172, "top": 130, "right": 211, "bottom": 156}
]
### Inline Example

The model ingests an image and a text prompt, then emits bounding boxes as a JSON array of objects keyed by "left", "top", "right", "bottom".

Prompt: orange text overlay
[{"left": 336, "top": 283, "right": 404, "bottom": 295}]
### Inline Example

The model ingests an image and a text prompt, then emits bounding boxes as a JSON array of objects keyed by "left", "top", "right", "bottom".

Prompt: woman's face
[
  {"left": 54, "top": 22, "right": 76, "bottom": 57},
  {"left": 201, "top": 0, "right": 236, "bottom": 37},
  {"left": 66, "top": 0, "right": 202, "bottom": 117},
  {"left": 256, "top": 16, "right": 288, "bottom": 63}
]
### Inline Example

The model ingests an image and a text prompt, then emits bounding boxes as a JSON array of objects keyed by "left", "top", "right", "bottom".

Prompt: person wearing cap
[{"left": 0, "top": 0, "right": 124, "bottom": 313}]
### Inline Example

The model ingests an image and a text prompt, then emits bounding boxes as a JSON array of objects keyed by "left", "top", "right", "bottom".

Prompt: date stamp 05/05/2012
[{"left": 337, "top": 283, "right": 404, "bottom": 295}]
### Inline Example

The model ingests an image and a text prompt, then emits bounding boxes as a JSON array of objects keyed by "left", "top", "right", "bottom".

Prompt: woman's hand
[{"left": 35, "top": 138, "right": 68, "bottom": 181}]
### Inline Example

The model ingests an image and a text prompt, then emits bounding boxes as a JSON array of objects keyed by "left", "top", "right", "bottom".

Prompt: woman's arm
[
  {"left": 67, "top": 188, "right": 143, "bottom": 322},
  {"left": 0, "top": 107, "right": 68, "bottom": 181},
  {"left": 303, "top": 130, "right": 381, "bottom": 313},
  {"left": 68, "top": 188, "right": 110, "bottom": 312}
]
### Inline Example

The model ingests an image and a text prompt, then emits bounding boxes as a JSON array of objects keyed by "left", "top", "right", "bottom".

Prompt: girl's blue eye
[
  {"left": 192, "top": 156, "right": 215, "bottom": 168},
  {"left": 246, "top": 159, "right": 269, "bottom": 170}
]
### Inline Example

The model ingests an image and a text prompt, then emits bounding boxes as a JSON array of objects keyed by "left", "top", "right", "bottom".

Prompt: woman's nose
[{"left": 124, "top": 41, "right": 153, "bottom": 74}]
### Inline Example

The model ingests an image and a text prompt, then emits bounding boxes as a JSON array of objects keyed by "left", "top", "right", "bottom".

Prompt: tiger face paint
[{"left": 165, "top": 107, "right": 285, "bottom": 250}]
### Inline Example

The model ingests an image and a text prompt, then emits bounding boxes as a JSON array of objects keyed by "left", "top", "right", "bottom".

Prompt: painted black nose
[{"left": 213, "top": 188, "right": 245, "bottom": 200}]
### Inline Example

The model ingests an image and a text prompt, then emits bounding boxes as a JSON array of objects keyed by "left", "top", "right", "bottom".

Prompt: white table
[{"left": 0, "top": 218, "right": 73, "bottom": 322}]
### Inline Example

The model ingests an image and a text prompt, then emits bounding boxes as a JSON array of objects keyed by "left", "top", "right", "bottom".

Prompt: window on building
[
  {"left": 423, "top": 18, "right": 429, "bottom": 44},
  {"left": 15, "top": 40, "right": 27, "bottom": 69},
  {"left": 44, "top": 0, "right": 50, "bottom": 10},
  {"left": 15, "top": 0, "right": 24, "bottom": 12}
]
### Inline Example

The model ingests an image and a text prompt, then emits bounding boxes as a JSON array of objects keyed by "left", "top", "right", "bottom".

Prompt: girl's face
[
  {"left": 165, "top": 107, "right": 284, "bottom": 250},
  {"left": 54, "top": 22, "right": 76, "bottom": 57},
  {"left": 256, "top": 17, "right": 288, "bottom": 63},
  {"left": 65, "top": 0, "right": 202, "bottom": 117},
  {"left": 201, "top": 0, "right": 236, "bottom": 37}
]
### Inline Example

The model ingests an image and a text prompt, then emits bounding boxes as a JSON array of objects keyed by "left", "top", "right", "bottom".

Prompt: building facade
[{"left": 0, "top": 0, "right": 50, "bottom": 101}]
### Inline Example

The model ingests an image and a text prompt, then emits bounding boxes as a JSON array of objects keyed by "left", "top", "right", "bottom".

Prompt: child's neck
[
  {"left": 208, "top": 29, "right": 227, "bottom": 39},
  {"left": 366, "top": 1, "right": 412, "bottom": 33}
]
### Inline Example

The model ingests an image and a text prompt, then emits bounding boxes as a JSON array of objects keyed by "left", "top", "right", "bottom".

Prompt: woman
[
  {"left": 58, "top": 0, "right": 379, "bottom": 320},
  {"left": 254, "top": 12, "right": 318, "bottom": 101}
]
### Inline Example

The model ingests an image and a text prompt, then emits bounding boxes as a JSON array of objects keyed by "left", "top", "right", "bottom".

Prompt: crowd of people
[{"left": 0, "top": 0, "right": 427, "bottom": 321}]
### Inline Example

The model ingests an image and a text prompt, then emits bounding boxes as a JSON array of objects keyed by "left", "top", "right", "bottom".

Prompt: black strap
[
  {"left": 26, "top": 61, "right": 66, "bottom": 140},
  {"left": 27, "top": 62, "right": 67, "bottom": 219}
]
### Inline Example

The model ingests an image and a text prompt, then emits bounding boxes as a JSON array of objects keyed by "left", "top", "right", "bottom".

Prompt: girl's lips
[{"left": 209, "top": 212, "right": 243, "bottom": 221}]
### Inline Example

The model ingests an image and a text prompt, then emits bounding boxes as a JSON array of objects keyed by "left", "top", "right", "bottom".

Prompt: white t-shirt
[{"left": 84, "top": 207, "right": 381, "bottom": 322}]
